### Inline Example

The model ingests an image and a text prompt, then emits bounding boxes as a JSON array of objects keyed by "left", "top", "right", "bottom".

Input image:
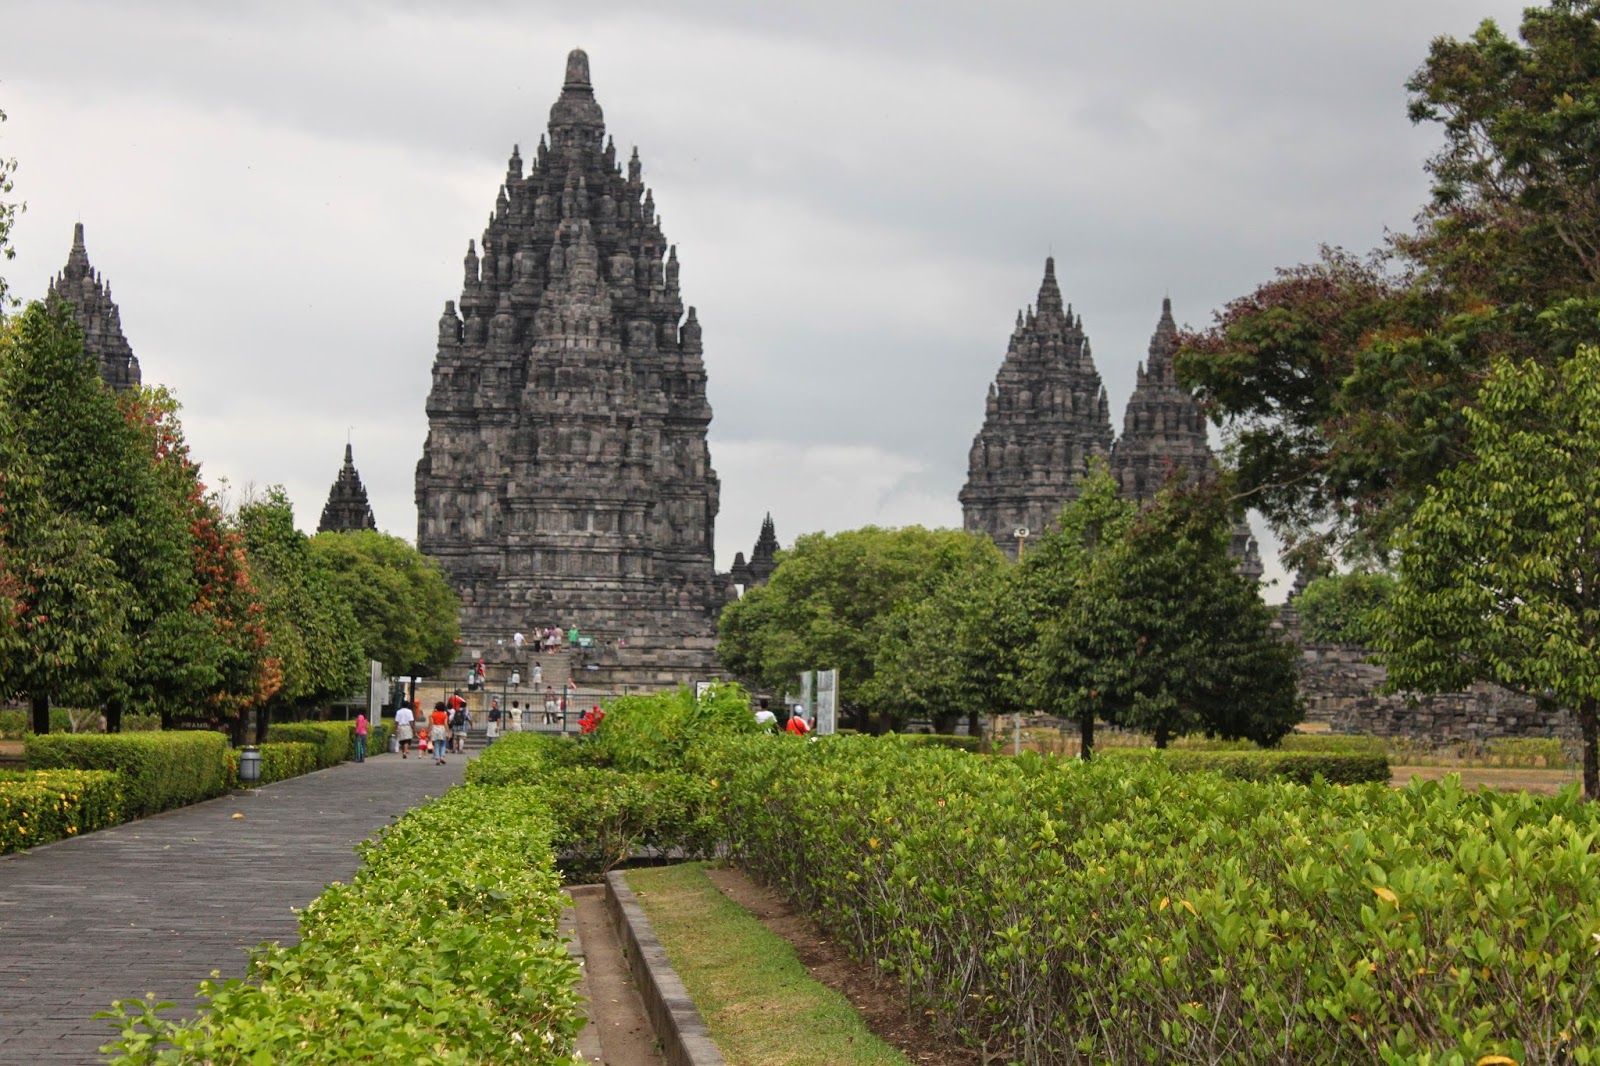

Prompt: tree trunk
[
  {"left": 967, "top": 708, "right": 980, "bottom": 739},
  {"left": 104, "top": 703, "right": 123, "bottom": 734},
  {"left": 1079, "top": 715, "right": 1094, "bottom": 761},
  {"left": 1581, "top": 698, "right": 1599, "bottom": 802},
  {"left": 255, "top": 705, "right": 270, "bottom": 745},
  {"left": 1154, "top": 721, "right": 1170, "bottom": 749},
  {"left": 30, "top": 693, "right": 49, "bottom": 736}
]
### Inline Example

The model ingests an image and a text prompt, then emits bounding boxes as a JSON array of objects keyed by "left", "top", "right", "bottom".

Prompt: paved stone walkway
[{"left": 0, "top": 750, "right": 467, "bottom": 1064}]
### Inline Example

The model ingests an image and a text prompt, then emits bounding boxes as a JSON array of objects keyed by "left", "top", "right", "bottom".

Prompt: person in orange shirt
[
  {"left": 430, "top": 701, "right": 451, "bottom": 765},
  {"left": 786, "top": 710, "right": 810, "bottom": 736}
]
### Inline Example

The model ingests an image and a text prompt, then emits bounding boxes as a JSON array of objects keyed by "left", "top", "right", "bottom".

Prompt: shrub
[
  {"left": 465, "top": 732, "right": 593, "bottom": 786},
  {"left": 708, "top": 736, "right": 1599, "bottom": 1065},
  {"left": 1298, "top": 570, "right": 1397, "bottom": 645},
  {"left": 265, "top": 722, "right": 352, "bottom": 769},
  {"left": 0, "top": 769, "right": 123, "bottom": 853},
  {"left": 224, "top": 742, "right": 319, "bottom": 789},
  {"left": 1105, "top": 747, "right": 1391, "bottom": 785},
  {"left": 539, "top": 767, "right": 721, "bottom": 882},
  {"left": 26, "top": 732, "right": 229, "bottom": 818},
  {"left": 1277, "top": 733, "right": 1389, "bottom": 755},
  {"left": 889, "top": 733, "right": 981, "bottom": 753},
  {"left": 592, "top": 682, "right": 760, "bottom": 771},
  {"left": 101, "top": 783, "right": 585, "bottom": 1064}
]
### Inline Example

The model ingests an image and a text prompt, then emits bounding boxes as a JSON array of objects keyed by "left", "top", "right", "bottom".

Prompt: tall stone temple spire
[
  {"left": 1110, "top": 297, "right": 1263, "bottom": 580},
  {"left": 45, "top": 223, "right": 141, "bottom": 392},
  {"left": 318, "top": 443, "right": 378, "bottom": 534},
  {"left": 416, "top": 49, "right": 722, "bottom": 683},
  {"left": 1110, "top": 297, "right": 1213, "bottom": 501},
  {"left": 959, "top": 257, "right": 1114, "bottom": 556},
  {"left": 747, "top": 513, "right": 780, "bottom": 586}
]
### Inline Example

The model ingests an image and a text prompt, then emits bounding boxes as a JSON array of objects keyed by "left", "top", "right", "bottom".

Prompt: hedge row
[
  {"left": 101, "top": 783, "right": 585, "bottom": 1064},
  {"left": 26, "top": 732, "right": 229, "bottom": 818},
  {"left": 708, "top": 735, "right": 1600, "bottom": 1065},
  {"left": 0, "top": 709, "right": 161, "bottom": 738},
  {"left": 1106, "top": 747, "right": 1392, "bottom": 785},
  {"left": 223, "top": 743, "right": 320, "bottom": 789},
  {"left": 0, "top": 769, "right": 123, "bottom": 854},
  {"left": 264, "top": 722, "right": 351, "bottom": 768},
  {"left": 465, "top": 734, "right": 718, "bottom": 881}
]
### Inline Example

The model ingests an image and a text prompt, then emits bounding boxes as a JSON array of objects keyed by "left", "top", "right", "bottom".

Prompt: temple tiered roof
[
  {"left": 45, "top": 223, "right": 141, "bottom": 392},
  {"left": 318, "top": 443, "right": 378, "bottom": 533}
]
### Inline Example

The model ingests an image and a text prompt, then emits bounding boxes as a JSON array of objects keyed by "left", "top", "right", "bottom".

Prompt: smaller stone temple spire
[
  {"left": 746, "top": 513, "right": 780, "bottom": 586},
  {"left": 317, "top": 443, "right": 378, "bottom": 533},
  {"left": 45, "top": 223, "right": 141, "bottom": 392}
]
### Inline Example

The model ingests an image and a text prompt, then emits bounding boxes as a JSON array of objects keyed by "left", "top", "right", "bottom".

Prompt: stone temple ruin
[
  {"left": 961, "top": 258, "right": 1262, "bottom": 577},
  {"left": 47, "top": 223, "right": 142, "bottom": 392},
  {"left": 415, "top": 49, "right": 725, "bottom": 686},
  {"left": 318, "top": 444, "right": 377, "bottom": 534}
]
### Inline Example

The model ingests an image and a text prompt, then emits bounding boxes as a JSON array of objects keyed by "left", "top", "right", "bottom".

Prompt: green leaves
[
  {"left": 1378, "top": 337, "right": 1600, "bottom": 797},
  {"left": 307, "top": 530, "right": 460, "bottom": 677},
  {"left": 710, "top": 734, "right": 1600, "bottom": 1064},
  {"left": 101, "top": 784, "right": 584, "bottom": 1064}
]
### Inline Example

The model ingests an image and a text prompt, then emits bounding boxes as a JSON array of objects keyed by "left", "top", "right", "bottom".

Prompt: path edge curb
[{"left": 604, "top": 869, "right": 727, "bottom": 1066}]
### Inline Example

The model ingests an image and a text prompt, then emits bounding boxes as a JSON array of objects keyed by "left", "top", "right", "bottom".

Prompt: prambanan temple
[
  {"left": 415, "top": 49, "right": 726, "bottom": 684},
  {"left": 47, "top": 223, "right": 141, "bottom": 392},
  {"left": 961, "top": 258, "right": 1262, "bottom": 577}
]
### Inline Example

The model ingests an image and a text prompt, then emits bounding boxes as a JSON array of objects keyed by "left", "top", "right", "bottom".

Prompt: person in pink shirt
[{"left": 354, "top": 713, "right": 369, "bottom": 762}]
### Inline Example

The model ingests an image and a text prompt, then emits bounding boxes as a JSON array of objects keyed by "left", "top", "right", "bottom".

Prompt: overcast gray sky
[{"left": 1, "top": 0, "right": 1528, "bottom": 599}]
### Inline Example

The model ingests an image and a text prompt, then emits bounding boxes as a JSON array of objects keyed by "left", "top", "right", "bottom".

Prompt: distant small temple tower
[
  {"left": 730, "top": 513, "right": 781, "bottom": 591},
  {"left": 318, "top": 443, "right": 378, "bottom": 533},
  {"left": 46, "top": 223, "right": 141, "bottom": 392}
]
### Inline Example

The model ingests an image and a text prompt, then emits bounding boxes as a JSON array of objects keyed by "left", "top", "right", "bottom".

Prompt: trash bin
[
  {"left": 239, "top": 746, "right": 261, "bottom": 787},
  {"left": 388, "top": 733, "right": 399, "bottom": 754}
]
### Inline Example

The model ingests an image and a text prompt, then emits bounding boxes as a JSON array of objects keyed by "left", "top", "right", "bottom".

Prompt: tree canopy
[
  {"left": 1177, "top": 1, "right": 1600, "bottom": 566},
  {"left": 308, "top": 529, "right": 460, "bottom": 678},
  {"left": 717, "top": 526, "right": 1004, "bottom": 730},
  {"left": 1377, "top": 331, "right": 1600, "bottom": 799}
]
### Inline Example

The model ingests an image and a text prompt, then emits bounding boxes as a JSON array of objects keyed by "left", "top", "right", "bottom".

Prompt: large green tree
[
  {"left": 864, "top": 545, "right": 1010, "bottom": 734},
  {"left": 1377, "top": 334, "right": 1600, "bottom": 799},
  {"left": 1010, "top": 465, "right": 1138, "bottom": 757},
  {"left": 237, "top": 488, "right": 364, "bottom": 740},
  {"left": 717, "top": 526, "right": 1000, "bottom": 731},
  {"left": 1043, "top": 486, "right": 1301, "bottom": 752},
  {"left": 308, "top": 529, "right": 460, "bottom": 678},
  {"left": 1177, "top": 1, "right": 1600, "bottom": 564}
]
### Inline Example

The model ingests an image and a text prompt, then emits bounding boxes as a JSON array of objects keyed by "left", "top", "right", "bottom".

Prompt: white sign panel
[{"left": 815, "top": 668, "right": 838, "bottom": 735}]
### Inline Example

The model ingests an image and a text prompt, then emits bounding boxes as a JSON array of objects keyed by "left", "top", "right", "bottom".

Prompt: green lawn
[{"left": 627, "top": 863, "right": 909, "bottom": 1066}]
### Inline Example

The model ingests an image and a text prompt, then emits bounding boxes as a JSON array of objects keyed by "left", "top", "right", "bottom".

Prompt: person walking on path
[
  {"left": 487, "top": 698, "right": 501, "bottom": 740},
  {"left": 394, "top": 702, "right": 415, "bottom": 759},
  {"left": 544, "top": 687, "right": 558, "bottom": 725},
  {"left": 430, "top": 702, "right": 450, "bottom": 765},
  {"left": 354, "top": 713, "right": 369, "bottom": 762},
  {"left": 787, "top": 711, "right": 811, "bottom": 736}
]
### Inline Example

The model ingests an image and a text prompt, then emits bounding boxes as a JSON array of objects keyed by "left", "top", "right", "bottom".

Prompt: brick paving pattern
[{"left": 0, "top": 749, "right": 466, "bottom": 1064}]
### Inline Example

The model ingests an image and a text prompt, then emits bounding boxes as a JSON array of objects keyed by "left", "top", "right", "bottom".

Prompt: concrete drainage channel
[{"left": 563, "top": 874, "right": 726, "bottom": 1066}]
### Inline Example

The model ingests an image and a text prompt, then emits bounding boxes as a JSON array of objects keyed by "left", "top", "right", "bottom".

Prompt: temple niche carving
[
  {"left": 962, "top": 263, "right": 1262, "bottom": 578},
  {"left": 318, "top": 443, "right": 378, "bottom": 533},
  {"left": 416, "top": 49, "right": 723, "bottom": 684},
  {"left": 46, "top": 223, "right": 142, "bottom": 392}
]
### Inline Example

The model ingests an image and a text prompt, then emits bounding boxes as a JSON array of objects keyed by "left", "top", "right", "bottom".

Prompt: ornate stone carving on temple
[
  {"left": 318, "top": 443, "right": 378, "bottom": 534},
  {"left": 959, "top": 257, "right": 1114, "bottom": 557},
  {"left": 416, "top": 49, "right": 723, "bottom": 686},
  {"left": 45, "top": 223, "right": 142, "bottom": 392}
]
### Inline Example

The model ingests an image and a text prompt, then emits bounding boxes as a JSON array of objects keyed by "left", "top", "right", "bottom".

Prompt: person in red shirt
[
  {"left": 430, "top": 702, "right": 450, "bottom": 765},
  {"left": 786, "top": 711, "right": 810, "bottom": 736}
]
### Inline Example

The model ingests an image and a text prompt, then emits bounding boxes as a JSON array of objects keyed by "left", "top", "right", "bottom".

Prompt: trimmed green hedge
[
  {"left": 0, "top": 710, "right": 161, "bottom": 737},
  {"left": 224, "top": 743, "right": 320, "bottom": 789},
  {"left": 102, "top": 783, "right": 585, "bottom": 1064},
  {"left": 0, "top": 769, "right": 124, "bottom": 854},
  {"left": 889, "top": 733, "right": 982, "bottom": 752},
  {"left": 265, "top": 722, "right": 352, "bottom": 769},
  {"left": 465, "top": 733, "right": 717, "bottom": 881},
  {"left": 464, "top": 732, "right": 590, "bottom": 786},
  {"left": 1106, "top": 747, "right": 1390, "bottom": 785},
  {"left": 25, "top": 732, "right": 229, "bottom": 818},
  {"left": 709, "top": 735, "right": 1600, "bottom": 1064}
]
